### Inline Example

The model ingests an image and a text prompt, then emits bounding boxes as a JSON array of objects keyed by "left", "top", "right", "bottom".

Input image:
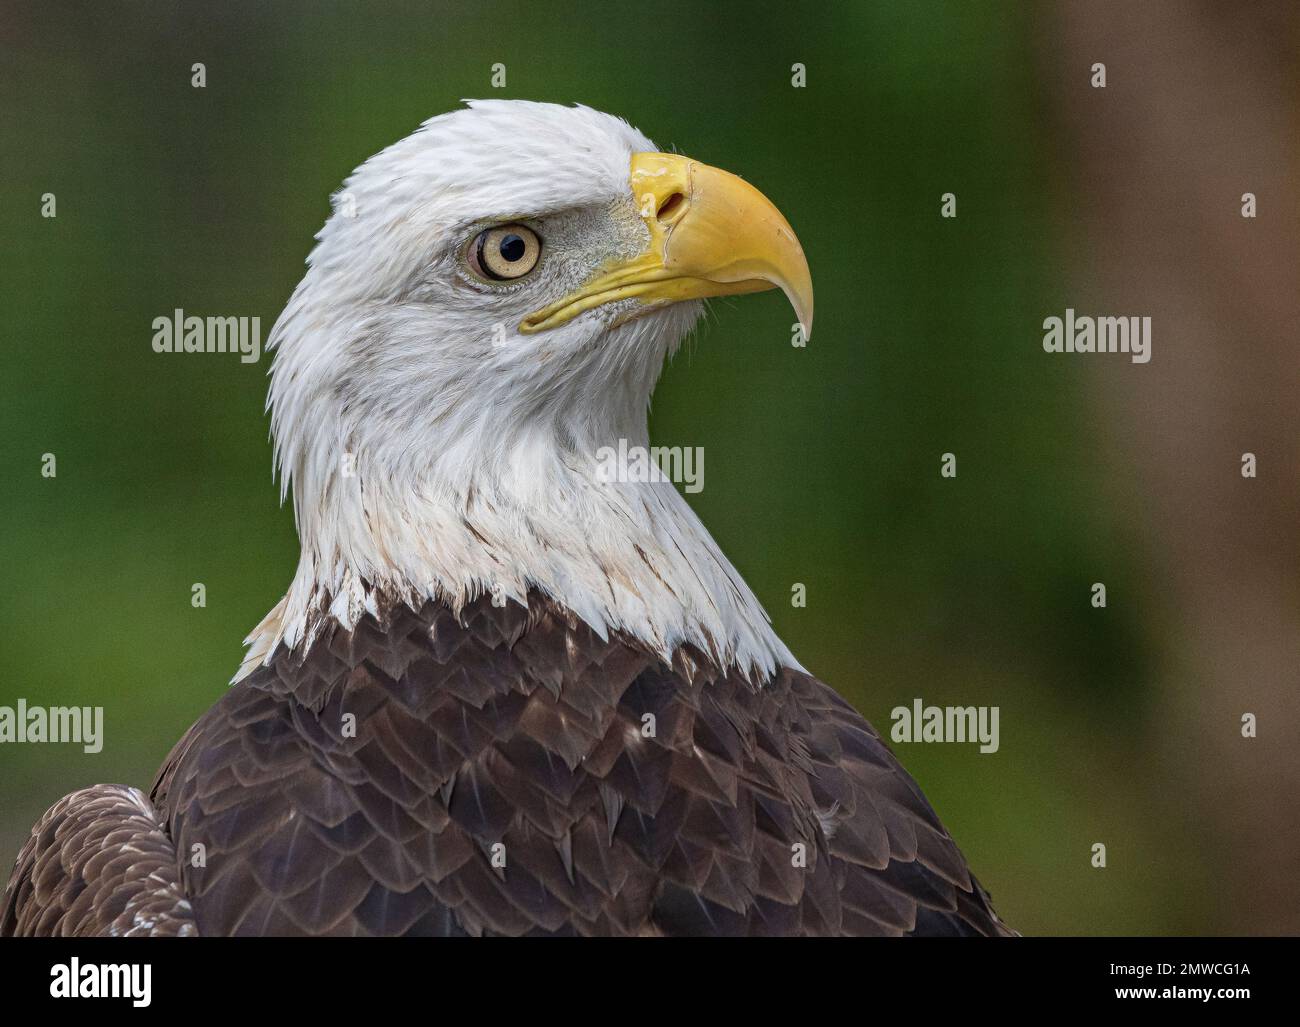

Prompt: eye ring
[{"left": 468, "top": 224, "right": 542, "bottom": 281}]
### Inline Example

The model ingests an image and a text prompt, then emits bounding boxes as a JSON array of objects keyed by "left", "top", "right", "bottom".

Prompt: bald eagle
[{"left": 3, "top": 101, "right": 1011, "bottom": 937}]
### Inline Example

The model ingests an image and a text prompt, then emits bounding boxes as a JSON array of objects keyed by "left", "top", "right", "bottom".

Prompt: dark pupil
[{"left": 498, "top": 234, "right": 526, "bottom": 262}]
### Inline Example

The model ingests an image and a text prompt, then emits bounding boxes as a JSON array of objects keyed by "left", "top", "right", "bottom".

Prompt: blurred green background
[{"left": 3, "top": 1, "right": 1295, "bottom": 935}]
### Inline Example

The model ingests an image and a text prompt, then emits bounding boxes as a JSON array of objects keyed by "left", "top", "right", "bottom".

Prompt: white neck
[{"left": 239, "top": 306, "right": 799, "bottom": 685}]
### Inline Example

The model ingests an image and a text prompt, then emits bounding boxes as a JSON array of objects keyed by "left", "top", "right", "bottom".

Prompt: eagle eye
[{"left": 469, "top": 224, "right": 542, "bottom": 281}]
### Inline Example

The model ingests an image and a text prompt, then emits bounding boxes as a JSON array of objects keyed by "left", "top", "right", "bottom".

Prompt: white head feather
[{"left": 239, "top": 100, "right": 799, "bottom": 683}]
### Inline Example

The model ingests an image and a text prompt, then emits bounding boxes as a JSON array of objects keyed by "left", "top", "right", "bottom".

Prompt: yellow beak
[{"left": 520, "top": 152, "right": 813, "bottom": 338}]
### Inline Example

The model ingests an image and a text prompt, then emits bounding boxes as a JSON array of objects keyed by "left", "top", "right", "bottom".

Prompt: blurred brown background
[{"left": 1043, "top": 1, "right": 1299, "bottom": 934}]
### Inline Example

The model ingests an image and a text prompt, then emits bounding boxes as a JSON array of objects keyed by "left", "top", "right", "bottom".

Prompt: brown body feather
[{"left": 3, "top": 593, "right": 1011, "bottom": 936}]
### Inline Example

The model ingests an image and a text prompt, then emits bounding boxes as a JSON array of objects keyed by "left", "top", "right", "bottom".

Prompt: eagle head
[{"left": 250, "top": 100, "right": 813, "bottom": 682}]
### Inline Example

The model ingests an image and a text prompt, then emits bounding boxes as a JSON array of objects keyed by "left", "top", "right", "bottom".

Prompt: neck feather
[{"left": 240, "top": 320, "right": 799, "bottom": 685}]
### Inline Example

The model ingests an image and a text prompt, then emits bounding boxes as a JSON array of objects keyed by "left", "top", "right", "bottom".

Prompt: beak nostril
[{"left": 656, "top": 192, "right": 686, "bottom": 224}]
